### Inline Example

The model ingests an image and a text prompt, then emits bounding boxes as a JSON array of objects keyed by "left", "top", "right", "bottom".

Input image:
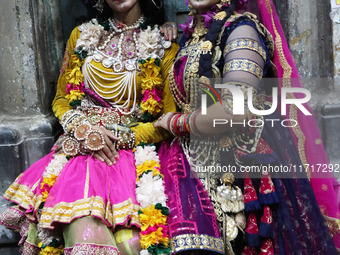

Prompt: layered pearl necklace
[
  {"left": 95, "top": 16, "right": 144, "bottom": 72},
  {"left": 82, "top": 16, "right": 145, "bottom": 113}
]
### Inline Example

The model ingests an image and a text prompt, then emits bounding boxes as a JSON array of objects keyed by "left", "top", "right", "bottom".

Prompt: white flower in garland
[
  {"left": 134, "top": 145, "right": 159, "bottom": 166},
  {"left": 138, "top": 26, "right": 165, "bottom": 59},
  {"left": 136, "top": 172, "right": 167, "bottom": 208},
  {"left": 76, "top": 19, "right": 104, "bottom": 54},
  {"left": 43, "top": 154, "right": 69, "bottom": 177}
]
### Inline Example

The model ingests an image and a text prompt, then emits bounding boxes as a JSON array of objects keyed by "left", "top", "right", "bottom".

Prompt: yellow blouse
[{"left": 52, "top": 26, "right": 179, "bottom": 145}]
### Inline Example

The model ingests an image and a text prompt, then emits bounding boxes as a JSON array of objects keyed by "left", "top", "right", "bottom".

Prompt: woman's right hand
[
  {"left": 91, "top": 126, "right": 119, "bottom": 166},
  {"left": 153, "top": 112, "right": 174, "bottom": 131}
]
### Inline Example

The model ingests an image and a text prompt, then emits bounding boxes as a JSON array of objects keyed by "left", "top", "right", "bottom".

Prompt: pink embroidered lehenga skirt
[{"left": 0, "top": 148, "right": 140, "bottom": 254}]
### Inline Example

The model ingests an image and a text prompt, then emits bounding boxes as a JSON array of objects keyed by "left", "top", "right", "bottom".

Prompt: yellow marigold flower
[
  {"left": 141, "top": 98, "right": 162, "bottom": 115},
  {"left": 140, "top": 59, "right": 161, "bottom": 77},
  {"left": 40, "top": 245, "right": 64, "bottom": 255},
  {"left": 140, "top": 205, "right": 167, "bottom": 231},
  {"left": 140, "top": 227, "right": 169, "bottom": 249},
  {"left": 136, "top": 160, "right": 160, "bottom": 177},
  {"left": 66, "top": 66, "right": 84, "bottom": 85},
  {"left": 141, "top": 76, "right": 162, "bottom": 91},
  {"left": 42, "top": 191, "right": 49, "bottom": 201},
  {"left": 43, "top": 175, "right": 57, "bottom": 187},
  {"left": 70, "top": 54, "right": 83, "bottom": 67},
  {"left": 65, "top": 90, "right": 84, "bottom": 103}
]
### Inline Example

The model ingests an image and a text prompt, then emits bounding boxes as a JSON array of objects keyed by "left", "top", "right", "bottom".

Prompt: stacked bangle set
[
  {"left": 168, "top": 110, "right": 201, "bottom": 137},
  {"left": 105, "top": 123, "right": 135, "bottom": 150}
]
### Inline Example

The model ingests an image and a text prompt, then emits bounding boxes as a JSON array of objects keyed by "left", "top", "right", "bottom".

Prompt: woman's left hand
[
  {"left": 160, "top": 22, "right": 178, "bottom": 41},
  {"left": 153, "top": 112, "right": 174, "bottom": 131}
]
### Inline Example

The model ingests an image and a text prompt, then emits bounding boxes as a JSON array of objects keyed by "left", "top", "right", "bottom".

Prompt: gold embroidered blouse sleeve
[
  {"left": 52, "top": 27, "right": 81, "bottom": 122},
  {"left": 131, "top": 43, "right": 179, "bottom": 145}
]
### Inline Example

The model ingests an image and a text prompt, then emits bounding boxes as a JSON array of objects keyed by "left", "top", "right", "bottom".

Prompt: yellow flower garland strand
[{"left": 135, "top": 144, "right": 170, "bottom": 255}]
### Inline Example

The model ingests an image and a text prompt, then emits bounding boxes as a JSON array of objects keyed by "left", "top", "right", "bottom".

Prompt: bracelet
[
  {"left": 74, "top": 123, "right": 92, "bottom": 141},
  {"left": 183, "top": 113, "right": 190, "bottom": 133},
  {"left": 166, "top": 113, "right": 178, "bottom": 132},
  {"left": 176, "top": 113, "right": 190, "bottom": 135},
  {"left": 116, "top": 130, "right": 135, "bottom": 150},
  {"left": 106, "top": 124, "right": 135, "bottom": 150},
  {"left": 168, "top": 113, "right": 180, "bottom": 136},
  {"left": 189, "top": 110, "right": 202, "bottom": 136},
  {"left": 62, "top": 137, "right": 81, "bottom": 157},
  {"left": 61, "top": 110, "right": 88, "bottom": 134},
  {"left": 84, "top": 129, "right": 105, "bottom": 151},
  {"left": 173, "top": 114, "right": 181, "bottom": 136}
]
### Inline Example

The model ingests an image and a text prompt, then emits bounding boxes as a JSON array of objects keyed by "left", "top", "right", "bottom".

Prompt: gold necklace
[{"left": 190, "top": 16, "right": 208, "bottom": 45}]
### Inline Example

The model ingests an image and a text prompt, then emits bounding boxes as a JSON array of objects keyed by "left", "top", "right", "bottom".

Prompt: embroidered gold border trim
[
  {"left": 3, "top": 181, "right": 43, "bottom": 213},
  {"left": 170, "top": 234, "right": 224, "bottom": 254},
  {"left": 39, "top": 196, "right": 141, "bottom": 229},
  {"left": 224, "top": 38, "right": 267, "bottom": 62},
  {"left": 64, "top": 243, "right": 119, "bottom": 255},
  {"left": 223, "top": 59, "right": 263, "bottom": 79}
]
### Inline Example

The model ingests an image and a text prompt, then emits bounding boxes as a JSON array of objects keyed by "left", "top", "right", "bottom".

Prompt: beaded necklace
[{"left": 94, "top": 16, "right": 144, "bottom": 72}]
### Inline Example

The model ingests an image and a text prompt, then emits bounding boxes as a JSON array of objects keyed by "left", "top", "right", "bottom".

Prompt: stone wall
[{"left": 0, "top": 1, "right": 64, "bottom": 252}]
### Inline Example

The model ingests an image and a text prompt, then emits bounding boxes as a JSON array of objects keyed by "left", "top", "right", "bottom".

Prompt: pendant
[
  {"left": 113, "top": 62, "right": 124, "bottom": 72},
  {"left": 93, "top": 53, "right": 103, "bottom": 62},
  {"left": 102, "top": 58, "right": 113, "bottom": 68}
]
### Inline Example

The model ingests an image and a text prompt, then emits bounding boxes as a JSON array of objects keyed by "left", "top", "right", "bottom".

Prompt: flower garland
[
  {"left": 65, "top": 54, "right": 85, "bottom": 106},
  {"left": 134, "top": 143, "right": 170, "bottom": 255},
  {"left": 65, "top": 19, "right": 108, "bottom": 106},
  {"left": 137, "top": 25, "right": 167, "bottom": 120},
  {"left": 38, "top": 153, "right": 69, "bottom": 254}
]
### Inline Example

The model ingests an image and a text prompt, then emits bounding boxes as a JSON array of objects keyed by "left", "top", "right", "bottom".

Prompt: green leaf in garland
[
  {"left": 49, "top": 238, "right": 60, "bottom": 248},
  {"left": 141, "top": 111, "right": 155, "bottom": 122},
  {"left": 98, "top": 19, "right": 110, "bottom": 31},
  {"left": 136, "top": 142, "right": 155, "bottom": 148},
  {"left": 154, "top": 58, "right": 161, "bottom": 67},
  {"left": 39, "top": 202, "right": 45, "bottom": 209},
  {"left": 74, "top": 47, "right": 88, "bottom": 59},
  {"left": 138, "top": 170, "right": 153, "bottom": 179},
  {"left": 138, "top": 209, "right": 143, "bottom": 215},
  {"left": 147, "top": 243, "right": 171, "bottom": 255},
  {"left": 139, "top": 59, "right": 146, "bottom": 65},
  {"left": 155, "top": 203, "right": 170, "bottom": 216},
  {"left": 69, "top": 99, "right": 82, "bottom": 107}
]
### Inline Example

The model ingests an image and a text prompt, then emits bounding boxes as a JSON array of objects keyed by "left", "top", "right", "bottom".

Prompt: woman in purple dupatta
[{"left": 155, "top": 0, "right": 340, "bottom": 254}]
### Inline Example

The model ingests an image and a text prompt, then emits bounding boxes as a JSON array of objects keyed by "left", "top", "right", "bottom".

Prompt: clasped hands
[{"left": 54, "top": 125, "right": 119, "bottom": 166}]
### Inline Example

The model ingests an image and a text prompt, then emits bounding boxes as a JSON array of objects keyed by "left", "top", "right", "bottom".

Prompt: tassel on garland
[
  {"left": 258, "top": 171, "right": 279, "bottom": 205},
  {"left": 244, "top": 175, "right": 261, "bottom": 212},
  {"left": 245, "top": 213, "right": 260, "bottom": 247},
  {"left": 258, "top": 239, "right": 274, "bottom": 255},
  {"left": 242, "top": 246, "right": 258, "bottom": 255},
  {"left": 259, "top": 206, "right": 273, "bottom": 238}
]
